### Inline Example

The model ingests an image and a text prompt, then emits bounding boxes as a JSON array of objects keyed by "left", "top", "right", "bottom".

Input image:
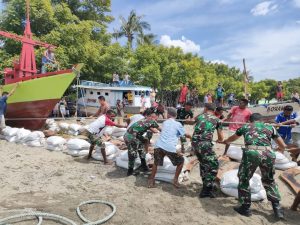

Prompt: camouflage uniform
[
  {"left": 124, "top": 118, "right": 159, "bottom": 169},
  {"left": 176, "top": 108, "right": 194, "bottom": 125},
  {"left": 235, "top": 122, "right": 281, "bottom": 206},
  {"left": 192, "top": 113, "right": 223, "bottom": 188}
]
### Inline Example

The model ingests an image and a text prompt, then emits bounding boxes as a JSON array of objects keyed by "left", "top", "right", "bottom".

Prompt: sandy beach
[{"left": 0, "top": 130, "right": 299, "bottom": 225}]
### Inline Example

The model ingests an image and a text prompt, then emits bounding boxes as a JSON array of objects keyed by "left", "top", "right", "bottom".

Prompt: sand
[{"left": 0, "top": 133, "right": 299, "bottom": 225}]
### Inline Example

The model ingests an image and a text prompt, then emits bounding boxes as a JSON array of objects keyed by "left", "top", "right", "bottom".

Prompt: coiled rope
[{"left": 0, "top": 200, "right": 116, "bottom": 225}]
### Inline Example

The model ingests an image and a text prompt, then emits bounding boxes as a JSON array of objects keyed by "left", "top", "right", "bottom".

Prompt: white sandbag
[
  {"left": 155, "top": 172, "right": 185, "bottom": 184},
  {"left": 275, "top": 161, "right": 298, "bottom": 170},
  {"left": 3, "top": 127, "right": 19, "bottom": 137},
  {"left": 67, "top": 138, "right": 90, "bottom": 150},
  {"left": 104, "top": 142, "right": 120, "bottom": 155},
  {"left": 275, "top": 151, "right": 290, "bottom": 164},
  {"left": 119, "top": 150, "right": 152, "bottom": 162},
  {"left": 157, "top": 157, "right": 176, "bottom": 174},
  {"left": 68, "top": 130, "right": 79, "bottom": 136},
  {"left": 5, "top": 135, "right": 17, "bottom": 142},
  {"left": 221, "top": 187, "right": 267, "bottom": 201},
  {"left": 220, "top": 169, "right": 263, "bottom": 194},
  {"left": 67, "top": 149, "right": 89, "bottom": 157},
  {"left": 49, "top": 125, "right": 60, "bottom": 132},
  {"left": 117, "top": 136, "right": 124, "bottom": 142},
  {"left": 46, "top": 144, "right": 65, "bottom": 151},
  {"left": 69, "top": 124, "right": 82, "bottom": 131},
  {"left": 26, "top": 139, "right": 45, "bottom": 147},
  {"left": 24, "top": 131, "right": 45, "bottom": 142},
  {"left": 92, "top": 152, "right": 118, "bottom": 161},
  {"left": 115, "top": 156, "right": 140, "bottom": 169},
  {"left": 226, "top": 145, "right": 243, "bottom": 161},
  {"left": 46, "top": 119, "right": 55, "bottom": 125},
  {"left": 59, "top": 122, "right": 69, "bottom": 130},
  {"left": 15, "top": 128, "right": 31, "bottom": 143},
  {"left": 46, "top": 136, "right": 66, "bottom": 146},
  {"left": 99, "top": 126, "right": 114, "bottom": 136},
  {"left": 0, "top": 134, "right": 5, "bottom": 140},
  {"left": 111, "top": 127, "right": 126, "bottom": 137}
]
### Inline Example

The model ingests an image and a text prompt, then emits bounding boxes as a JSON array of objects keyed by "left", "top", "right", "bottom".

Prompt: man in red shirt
[
  {"left": 223, "top": 99, "right": 252, "bottom": 155},
  {"left": 87, "top": 110, "right": 126, "bottom": 164}
]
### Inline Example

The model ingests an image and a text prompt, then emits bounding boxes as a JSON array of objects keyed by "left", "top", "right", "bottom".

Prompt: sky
[{"left": 108, "top": 0, "right": 300, "bottom": 81}]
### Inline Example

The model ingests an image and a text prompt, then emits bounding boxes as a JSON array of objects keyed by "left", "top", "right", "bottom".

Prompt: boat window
[
  {"left": 146, "top": 91, "right": 150, "bottom": 96},
  {"left": 84, "top": 90, "right": 86, "bottom": 94},
  {"left": 105, "top": 92, "right": 109, "bottom": 96},
  {"left": 97, "top": 92, "right": 101, "bottom": 95},
  {"left": 139, "top": 91, "right": 142, "bottom": 95},
  {"left": 135, "top": 91, "right": 138, "bottom": 96},
  {"left": 90, "top": 91, "right": 93, "bottom": 95}
]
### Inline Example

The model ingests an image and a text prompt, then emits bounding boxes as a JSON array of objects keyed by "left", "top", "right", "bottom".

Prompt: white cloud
[
  {"left": 251, "top": 1, "right": 278, "bottom": 16},
  {"left": 293, "top": 0, "right": 300, "bottom": 8},
  {"left": 202, "top": 25, "right": 300, "bottom": 80},
  {"left": 209, "top": 60, "right": 227, "bottom": 65},
  {"left": 160, "top": 35, "right": 200, "bottom": 54},
  {"left": 296, "top": 20, "right": 300, "bottom": 24}
]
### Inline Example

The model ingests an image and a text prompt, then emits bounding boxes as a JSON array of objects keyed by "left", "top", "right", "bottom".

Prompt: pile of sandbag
[
  {"left": 68, "top": 123, "right": 83, "bottom": 136},
  {"left": 45, "top": 119, "right": 60, "bottom": 132},
  {"left": 226, "top": 145, "right": 243, "bottom": 161},
  {"left": 275, "top": 151, "right": 298, "bottom": 170},
  {"left": 2, "top": 126, "right": 20, "bottom": 142},
  {"left": 116, "top": 150, "right": 152, "bottom": 170},
  {"left": 15, "top": 128, "right": 31, "bottom": 144},
  {"left": 46, "top": 136, "right": 66, "bottom": 151},
  {"left": 220, "top": 169, "right": 266, "bottom": 201},
  {"left": 66, "top": 138, "right": 90, "bottom": 156},
  {"left": 100, "top": 126, "right": 126, "bottom": 138},
  {"left": 92, "top": 142, "right": 120, "bottom": 161},
  {"left": 154, "top": 156, "right": 189, "bottom": 183},
  {"left": 23, "top": 131, "right": 45, "bottom": 147}
]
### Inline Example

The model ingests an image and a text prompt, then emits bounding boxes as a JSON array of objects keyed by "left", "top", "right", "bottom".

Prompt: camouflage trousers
[
  {"left": 238, "top": 148, "right": 281, "bottom": 206},
  {"left": 193, "top": 141, "right": 219, "bottom": 188},
  {"left": 126, "top": 138, "right": 146, "bottom": 169}
]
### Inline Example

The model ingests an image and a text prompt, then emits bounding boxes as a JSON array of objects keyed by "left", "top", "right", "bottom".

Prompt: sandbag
[
  {"left": 99, "top": 126, "right": 114, "bottom": 136},
  {"left": 25, "top": 139, "right": 45, "bottom": 147},
  {"left": 67, "top": 138, "right": 90, "bottom": 150},
  {"left": 15, "top": 128, "right": 31, "bottom": 143},
  {"left": 119, "top": 150, "right": 152, "bottom": 162},
  {"left": 111, "top": 127, "right": 126, "bottom": 137},
  {"left": 59, "top": 122, "right": 69, "bottom": 130},
  {"left": 275, "top": 151, "right": 290, "bottom": 164},
  {"left": 3, "top": 127, "right": 19, "bottom": 137},
  {"left": 45, "top": 119, "right": 55, "bottom": 125},
  {"left": 117, "top": 136, "right": 124, "bottom": 142},
  {"left": 5, "top": 135, "right": 17, "bottom": 142},
  {"left": 46, "top": 136, "right": 66, "bottom": 146},
  {"left": 46, "top": 144, "right": 65, "bottom": 151},
  {"left": 220, "top": 169, "right": 263, "bottom": 193},
  {"left": 92, "top": 152, "right": 118, "bottom": 161},
  {"left": 221, "top": 187, "right": 266, "bottom": 201},
  {"left": 157, "top": 157, "right": 176, "bottom": 174},
  {"left": 24, "top": 131, "right": 45, "bottom": 142},
  {"left": 275, "top": 161, "right": 298, "bottom": 170},
  {"left": 226, "top": 145, "right": 243, "bottom": 161},
  {"left": 67, "top": 149, "right": 89, "bottom": 157},
  {"left": 68, "top": 130, "right": 79, "bottom": 136},
  {"left": 69, "top": 124, "right": 82, "bottom": 131},
  {"left": 115, "top": 156, "right": 140, "bottom": 169}
]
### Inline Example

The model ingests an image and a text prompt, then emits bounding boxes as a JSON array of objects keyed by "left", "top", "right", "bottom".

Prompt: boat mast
[{"left": 243, "top": 58, "right": 248, "bottom": 100}]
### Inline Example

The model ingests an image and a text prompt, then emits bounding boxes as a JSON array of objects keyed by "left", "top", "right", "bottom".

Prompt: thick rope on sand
[{"left": 0, "top": 200, "right": 116, "bottom": 225}]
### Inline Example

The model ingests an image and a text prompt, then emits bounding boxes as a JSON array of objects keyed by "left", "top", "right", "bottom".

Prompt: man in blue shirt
[
  {"left": 148, "top": 107, "right": 191, "bottom": 188},
  {"left": 275, "top": 105, "right": 297, "bottom": 144},
  {"left": 0, "top": 83, "right": 19, "bottom": 133}
]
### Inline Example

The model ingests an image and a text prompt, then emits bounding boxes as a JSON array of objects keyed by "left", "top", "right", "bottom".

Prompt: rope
[
  {"left": 0, "top": 200, "right": 116, "bottom": 225},
  {"left": 5, "top": 116, "right": 300, "bottom": 128}
]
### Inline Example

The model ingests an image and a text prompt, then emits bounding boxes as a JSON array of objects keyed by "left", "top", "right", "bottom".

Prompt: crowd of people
[
  {"left": 112, "top": 72, "right": 131, "bottom": 86},
  {"left": 82, "top": 94, "right": 300, "bottom": 220}
]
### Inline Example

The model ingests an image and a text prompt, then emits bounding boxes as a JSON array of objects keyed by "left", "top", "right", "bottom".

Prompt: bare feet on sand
[{"left": 104, "top": 160, "right": 114, "bottom": 165}]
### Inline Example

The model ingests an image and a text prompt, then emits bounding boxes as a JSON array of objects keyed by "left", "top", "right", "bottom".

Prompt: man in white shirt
[
  {"left": 148, "top": 107, "right": 191, "bottom": 188},
  {"left": 86, "top": 110, "right": 126, "bottom": 164}
]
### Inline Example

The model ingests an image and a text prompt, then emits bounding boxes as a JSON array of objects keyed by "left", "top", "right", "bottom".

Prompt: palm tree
[
  {"left": 137, "top": 33, "right": 157, "bottom": 45},
  {"left": 113, "top": 10, "right": 151, "bottom": 48}
]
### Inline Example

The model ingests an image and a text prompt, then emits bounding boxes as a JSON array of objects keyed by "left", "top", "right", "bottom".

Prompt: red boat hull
[{"left": 6, "top": 99, "right": 59, "bottom": 130}]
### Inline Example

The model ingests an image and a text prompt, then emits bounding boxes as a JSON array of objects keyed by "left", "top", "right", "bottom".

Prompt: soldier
[
  {"left": 192, "top": 103, "right": 224, "bottom": 198},
  {"left": 124, "top": 109, "right": 160, "bottom": 176},
  {"left": 222, "top": 113, "right": 286, "bottom": 219}
]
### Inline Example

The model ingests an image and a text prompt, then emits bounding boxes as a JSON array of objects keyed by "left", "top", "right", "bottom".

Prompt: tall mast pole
[{"left": 243, "top": 58, "right": 248, "bottom": 100}]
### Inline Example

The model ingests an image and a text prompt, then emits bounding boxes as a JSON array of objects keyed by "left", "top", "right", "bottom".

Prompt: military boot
[
  {"left": 234, "top": 204, "right": 252, "bottom": 217},
  {"left": 140, "top": 158, "right": 149, "bottom": 172},
  {"left": 272, "top": 201, "right": 284, "bottom": 219},
  {"left": 199, "top": 186, "right": 211, "bottom": 198}
]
